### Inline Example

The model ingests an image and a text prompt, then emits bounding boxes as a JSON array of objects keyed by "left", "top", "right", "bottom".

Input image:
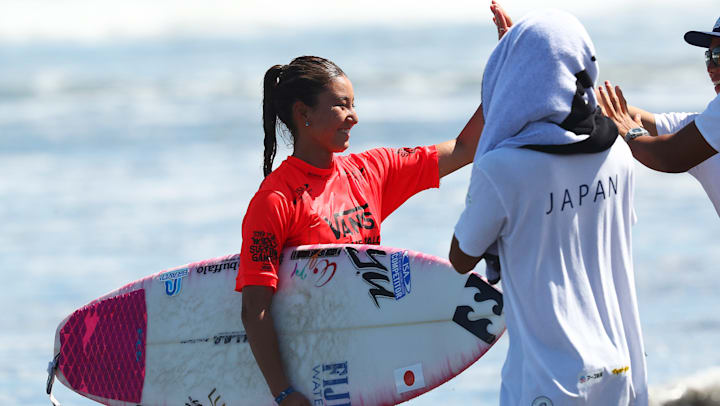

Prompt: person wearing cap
[{"left": 596, "top": 18, "right": 720, "bottom": 216}]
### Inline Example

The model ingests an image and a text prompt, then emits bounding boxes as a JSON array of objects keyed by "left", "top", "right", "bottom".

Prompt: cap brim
[{"left": 684, "top": 30, "right": 720, "bottom": 47}]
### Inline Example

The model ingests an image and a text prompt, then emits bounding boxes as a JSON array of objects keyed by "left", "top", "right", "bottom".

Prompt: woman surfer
[{"left": 237, "top": 53, "right": 484, "bottom": 404}]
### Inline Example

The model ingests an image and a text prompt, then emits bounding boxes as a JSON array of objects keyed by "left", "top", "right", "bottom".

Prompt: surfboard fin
[{"left": 46, "top": 353, "right": 62, "bottom": 406}]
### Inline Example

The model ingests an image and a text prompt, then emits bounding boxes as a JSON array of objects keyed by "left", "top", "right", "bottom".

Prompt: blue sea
[{"left": 2, "top": 1, "right": 720, "bottom": 404}]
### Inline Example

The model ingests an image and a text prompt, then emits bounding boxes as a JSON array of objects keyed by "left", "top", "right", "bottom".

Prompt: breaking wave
[{"left": 651, "top": 368, "right": 720, "bottom": 406}]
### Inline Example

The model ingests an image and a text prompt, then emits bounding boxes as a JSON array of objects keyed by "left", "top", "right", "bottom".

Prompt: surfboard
[{"left": 47, "top": 244, "right": 505, "bottom": 405}]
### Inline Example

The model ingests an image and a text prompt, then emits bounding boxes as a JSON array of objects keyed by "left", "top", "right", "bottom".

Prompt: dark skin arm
[
  {"left": 625, "top": 121, "right": 716, "bottom": 173},
  {"left": 446, "top": 1, "right": 510, "bottom": 274},
  {"left": 449, "top": 235, "right": 482, "bottom": 274},
  {"left": 596, "top": 81, "right": 717, "bottom": 173},
  {"left": 626, "top": 105, "right": 658, "bottom": 136},
  {"left": 436, "top": 103, "right": 485, "bottom": 178},
  {"left": 434, "top": 2, "right": 514, "bottom": 178},
  {"left": 241, "top": 286, "right": 310, "bottom": 406}
]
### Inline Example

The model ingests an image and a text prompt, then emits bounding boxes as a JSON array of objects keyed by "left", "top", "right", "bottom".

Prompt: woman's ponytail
[{"left": 262, "top": 65, "right": 283, "bottom": 177}]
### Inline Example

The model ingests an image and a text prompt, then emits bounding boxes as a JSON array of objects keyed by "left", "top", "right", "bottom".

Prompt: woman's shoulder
[
  {"left": 254, "top": 163, "right": 298, "bottom": 201},
  {"left": 341, "top": 146, "right": 432, "bottom": 166},
  {"left": 341, "top": 147, "right": 392, "bottom": 161},
  {"left": 336, "top": 148, "right": 389, "bottom": 170}
]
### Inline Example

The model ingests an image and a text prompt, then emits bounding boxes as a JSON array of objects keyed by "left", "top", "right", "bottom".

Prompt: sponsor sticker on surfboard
[
  {"left": 157, "top": 268, "right": 189, "bottom": 297},
  {"left": 394, "top": 363, "right": 425, "bottom": 394},
  {"left": 390, "top": 250, "right": 411, "bottom": 300}
]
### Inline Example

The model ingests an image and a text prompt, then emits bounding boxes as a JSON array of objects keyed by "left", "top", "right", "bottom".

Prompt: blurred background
[{"left": 2, "top": 0, "right": 720, "bottom": 404}]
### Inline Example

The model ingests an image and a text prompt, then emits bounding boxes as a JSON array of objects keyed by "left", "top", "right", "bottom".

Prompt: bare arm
[
  {"left": 443, "top": 2, "right": 511, "bottom": 271},
  {"left": 241, "top": 286, "right": 310, "bottom": 405},
  {"left": 625, "top": 121, "right": 716, "bottom": 172},
  {"left": 434, "top": 2, "right": 514, "bottom": 178},
  {"left": 448, "top": 234, "right": 482, "bottom": 274},
  {"left": 626, "top": 105, "right": 659, "bottom": 136},
  {"left": 436, "top": 104, "right": 484, "bottom": 178},
  {"left": 597, "top": 81, "right": 718, "bottom": 173}
]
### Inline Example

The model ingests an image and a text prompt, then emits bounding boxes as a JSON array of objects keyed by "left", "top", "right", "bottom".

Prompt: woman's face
[
  {"left": 304, "top": 75, "right": 359, "bottom": 154},
  {"left": 709, "top": 37, "right": 720, "bottom": 94}
]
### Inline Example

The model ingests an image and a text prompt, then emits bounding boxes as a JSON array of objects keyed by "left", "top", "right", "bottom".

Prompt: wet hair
[{"left": 262, "top": 56, "right": 346, "bottom": 177}]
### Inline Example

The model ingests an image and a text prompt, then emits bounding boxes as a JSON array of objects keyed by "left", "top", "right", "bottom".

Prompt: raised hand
[
  {"left": 490, "top": 0, "right": 513, "bottom": 40},
  {"left": 595, "top": 81, "right": 643, "bottom": 137}
]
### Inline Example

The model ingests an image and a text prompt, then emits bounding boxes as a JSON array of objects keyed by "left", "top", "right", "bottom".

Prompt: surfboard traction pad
[{"left": 58, "top": 289, "right": 147, "bottom": 403}]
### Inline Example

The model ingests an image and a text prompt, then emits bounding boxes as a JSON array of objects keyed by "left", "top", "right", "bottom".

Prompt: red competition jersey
[{"left": 236, "top": 146, "right": 439, "bottom": 291}]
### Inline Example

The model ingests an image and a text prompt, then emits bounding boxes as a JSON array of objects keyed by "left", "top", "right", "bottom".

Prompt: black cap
[{"left": 685, "top": 17, "right": 720, "bottom": 48}]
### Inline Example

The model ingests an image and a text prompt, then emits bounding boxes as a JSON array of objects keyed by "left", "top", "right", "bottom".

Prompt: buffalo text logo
[{"left": 194, "top": 259, "right": 238, "bottom": 275}]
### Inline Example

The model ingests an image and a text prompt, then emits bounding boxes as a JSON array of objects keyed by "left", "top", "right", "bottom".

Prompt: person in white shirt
[
  {"left": 449, "top": 7, "right": 648, "bottom": 406},
  {"left": 596, "top": 17, "right": 720, "bottom": 216}
]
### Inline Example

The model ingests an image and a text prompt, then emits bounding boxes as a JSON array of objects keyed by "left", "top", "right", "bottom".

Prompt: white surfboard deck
[{"left": 49, "top": 244, "right": 505, "bottom": 405}]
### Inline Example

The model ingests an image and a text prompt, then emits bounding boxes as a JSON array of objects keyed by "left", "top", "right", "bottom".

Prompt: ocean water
[{"left": 2, "top": 1, "right": 720, "bottom": 405}]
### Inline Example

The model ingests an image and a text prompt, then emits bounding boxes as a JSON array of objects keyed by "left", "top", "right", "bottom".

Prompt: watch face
[{"left": 625, "top": 127, "right": 650, "bottom": 140}]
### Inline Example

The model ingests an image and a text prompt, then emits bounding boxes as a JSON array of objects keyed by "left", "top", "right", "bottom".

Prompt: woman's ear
[{"left": 292, "top": 100, "right": 310, "bottom": 129}]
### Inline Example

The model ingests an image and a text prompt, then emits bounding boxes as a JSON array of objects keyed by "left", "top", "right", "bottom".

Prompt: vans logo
[{"left": 324, "top": 203, "right": 376, "bottom": 240}]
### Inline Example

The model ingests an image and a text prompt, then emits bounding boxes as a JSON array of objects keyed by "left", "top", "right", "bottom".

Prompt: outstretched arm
[
  {"left": 596, "top": 81, "right": 717, "bottom": 173},
  {"left": 435, "top": 1, "right": 515, "bottom": 178},
  {"left": 436, "top": 104, "right": 484, "bottom": 178},
  {"left": 626, "top": 105, "right": 659, "bottom": 136}
]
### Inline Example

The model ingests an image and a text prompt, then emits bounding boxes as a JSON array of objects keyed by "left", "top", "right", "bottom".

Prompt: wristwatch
[{"left": 624, "top": 127, "right": 650, "bottom": 142}]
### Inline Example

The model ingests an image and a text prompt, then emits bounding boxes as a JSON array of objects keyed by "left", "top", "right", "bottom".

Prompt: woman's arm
[
  {"left": 597, "top": 81, "right": 717, "bottom": 172},
  {"left": 435, "top": 2, "right": 514, "bottom": 178},
  {"left": 242, "top": 286, "right": 310, "bottom": 406},
  {"left": 436, "top": 104, "right": 484, "bottom": 178},
  {"left": 491, "top": 0, "right": 513, "bottom": 40}
]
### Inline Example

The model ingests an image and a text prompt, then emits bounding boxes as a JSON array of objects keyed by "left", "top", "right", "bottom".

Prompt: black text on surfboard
[
  {"left": 346, "top": 247, "right": 414, "bottom": 308},
  {"left": 184, "top": 387, "right": 226, "bottom": 406},
  {"left": 452, "top": 274, "right": 504, "bottom": 344}
]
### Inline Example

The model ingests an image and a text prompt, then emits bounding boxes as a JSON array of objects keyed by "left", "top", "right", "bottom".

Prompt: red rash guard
[{"left": 236, "top": 146, "right": 439, "bottom": 292}]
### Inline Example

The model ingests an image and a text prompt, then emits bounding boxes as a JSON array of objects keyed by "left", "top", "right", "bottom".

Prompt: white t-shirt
[
  {"left": 655, "top": 111, "right": 720, "bottom": 216},
  {"left": 695, "top": 93, "right": 720, "bottom": 151},
  {"left": 454, "top": 140, "right": 647, "bottom": 405}
]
